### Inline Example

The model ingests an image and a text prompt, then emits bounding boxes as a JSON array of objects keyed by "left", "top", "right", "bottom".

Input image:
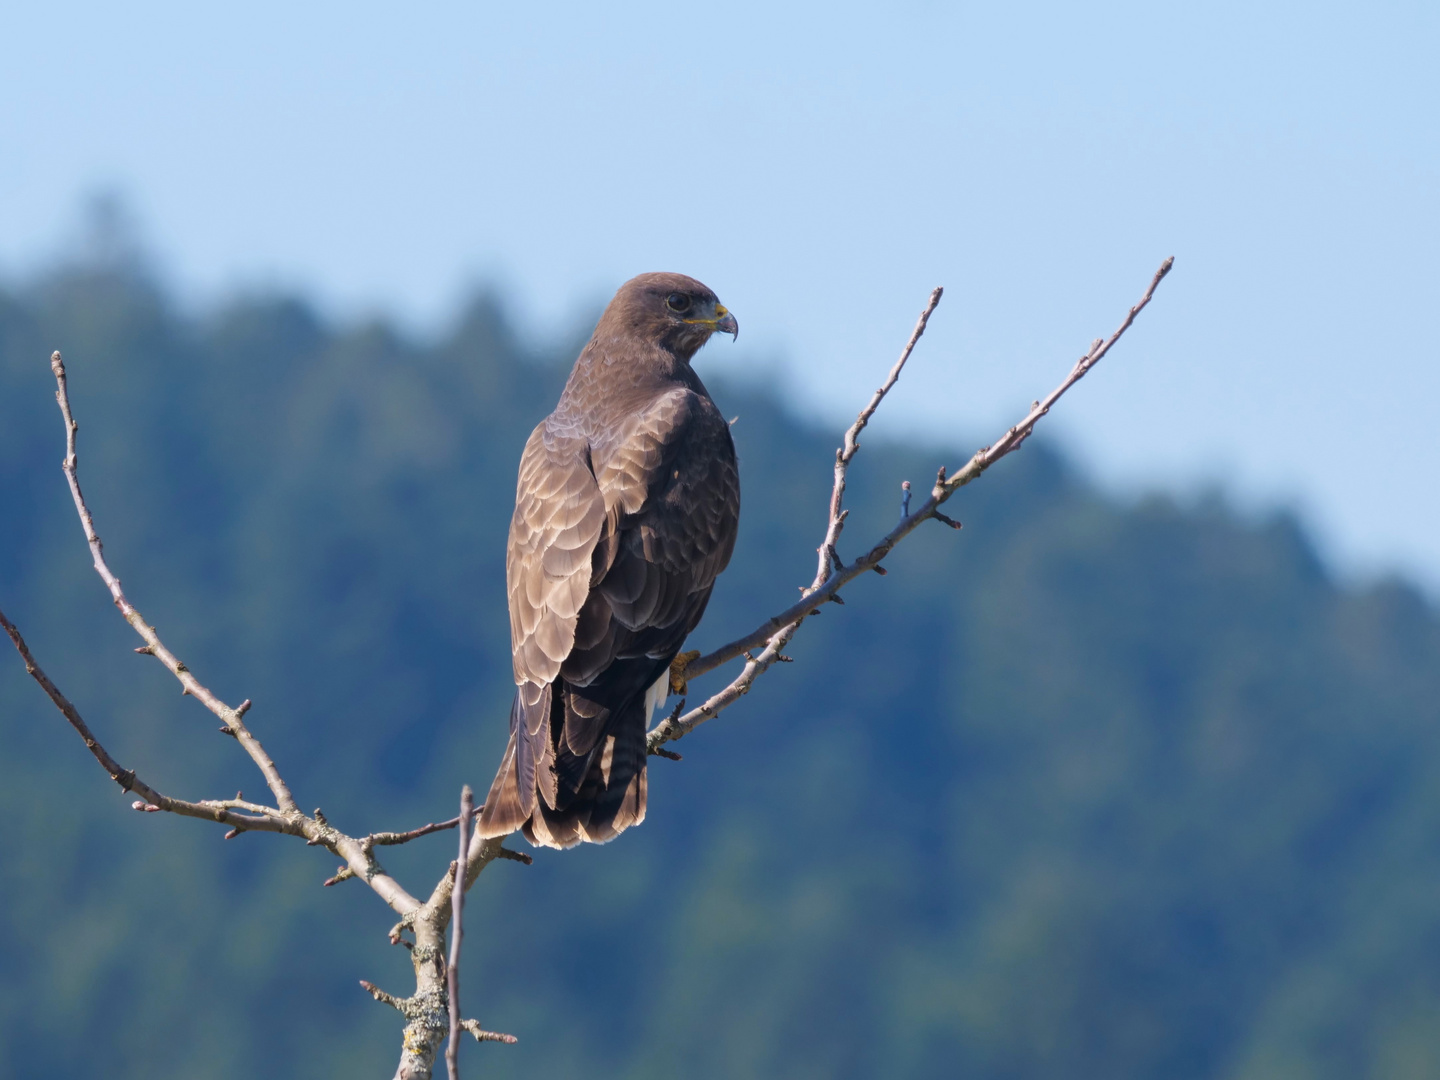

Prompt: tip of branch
[
  {"left": 933, "top": 511, "right": 964, "bottom": 530},
  {"left": 461, "top": 1019, "right": 519, "bottom": 1045},
  {"left": 50, "top": 351, "right": 63, "bottom": 374},
  {"left": 236, "top": 699, "right": 252, "bottom": 717},
  {"left": 873, "top": 564, "right": 887, "bottom": 576},
  {"left": 133, "top": 645, "right": 152, "bottom": 655},
  {"left": 496, "top": 846, "right": 534, "bottom": 865},
  {"left": 652, "top": 747, "right": 683, "bottom": 761},
  {"left": 223, "top": 827, "right": 242, "bottom": 840},
  {"left": 1159, "top": 256, "right": 1175, "bottom": 277},
  {"left": 131, "top": 800, "right": 161, "bottom": 813},
  {"left": 359, "top": 979, "right": 408, "bottom": 1011}
]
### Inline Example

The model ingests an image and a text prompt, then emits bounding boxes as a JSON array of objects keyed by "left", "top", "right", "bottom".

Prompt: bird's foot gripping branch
[{"left": 2, "top": 258, "right": 1170, "bottom": 1077}]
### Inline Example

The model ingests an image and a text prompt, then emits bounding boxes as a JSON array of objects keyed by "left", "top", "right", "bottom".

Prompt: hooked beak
[
  {"left": 682, "top": 302, "right": 739, "bottom": 341},
  {"left": 713, "top": 304, "right": 738, "bottom": 341}
]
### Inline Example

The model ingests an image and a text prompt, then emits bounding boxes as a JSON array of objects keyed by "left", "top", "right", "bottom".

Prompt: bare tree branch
[
  {"left": 375, "top": 833, "right": 515, "bottom": 1079},
  {"left": 0, "top": 606, "right": 297, "bottom": 835},
  {"left": 366, "top": 811, "right": 476, "bottom": 847},
  {"left": 818, "top": 285, "right": 944, "bottom": 583},
  {"left": 4, "top": 352, "right": 539, "bottom": 1077},
  {"left": 652, "top": 257, "right": 1174, "bottom": 751},
  {"left": 39, "top": 350, "right": 443, "bottom": 916},
  {"left": 459, "top": 1019, "right": 518, "bottom": 1045},
  {"left": 446, "top": 785, "right": 474, "bottom": 1080},
  {"left": 49, "top": 350, "right": 298, "bottom": 814}
]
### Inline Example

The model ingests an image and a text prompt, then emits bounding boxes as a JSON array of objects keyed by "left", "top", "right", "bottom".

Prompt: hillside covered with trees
[{"left": 2, "top": 264, "right": 1439, "bottom": 1078}]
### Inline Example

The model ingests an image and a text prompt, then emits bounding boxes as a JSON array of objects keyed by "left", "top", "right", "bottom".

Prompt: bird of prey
[{"left": 476, "top": 273, "right": 741, "bottom": 849}]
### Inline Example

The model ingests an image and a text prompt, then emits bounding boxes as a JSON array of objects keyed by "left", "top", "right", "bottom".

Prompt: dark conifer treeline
[{"left": 2, "top": 265, "right": 1438, "bottom": 1078}]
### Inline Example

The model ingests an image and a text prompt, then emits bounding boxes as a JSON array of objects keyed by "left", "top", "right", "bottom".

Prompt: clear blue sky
[{"left": 4, "top": 1, "right": 1437, "bottom": 589}]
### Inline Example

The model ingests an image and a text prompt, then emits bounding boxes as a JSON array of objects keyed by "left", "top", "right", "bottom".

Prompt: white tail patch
[
  {"left": 599, "top": 734, "right": 616, "bottom": 786},
  {"left": 643, "top": 671, "right": 669, "bottom": 730}
]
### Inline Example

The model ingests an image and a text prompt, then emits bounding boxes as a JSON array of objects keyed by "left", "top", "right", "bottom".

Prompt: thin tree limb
[
  {"left": 366, "top": 811, "right": 476, "bottom": 848},
  {"left": 36, "top": 350, "right": 436, "bottom": 919},
  {"left": 459, "top": 1020, "right": 518, "bottom": 1045},
  {"left": 4, "top": 596, "right": 425, "bottom": 912},
  {"left": 817, "top": 286, "right": 944, "bottom": 582},
  {"left": 5, "top": 350, "right": 527, "bottom": 1078},
  {"left": 652, "top": 257, "right": 1173, "bottom": 751},
  {"left": 1, "top": 606, "right": 296, "bottom": 835},
  {"left": 446, "top": 785, "right": 474, "bottom": 1080},
  {"left": 49, "top": 350, "right": 297, "bottom": 814}
]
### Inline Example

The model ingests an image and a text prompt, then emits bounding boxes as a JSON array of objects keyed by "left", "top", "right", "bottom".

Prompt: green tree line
[{"left": 2, "top": 264, "right": 1438, "bottom": 1078}]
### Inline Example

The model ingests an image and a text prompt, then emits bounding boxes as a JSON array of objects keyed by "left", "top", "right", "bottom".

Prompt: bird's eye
[{"left": 666, "top": 293, "right": 692, "bottom": 313}]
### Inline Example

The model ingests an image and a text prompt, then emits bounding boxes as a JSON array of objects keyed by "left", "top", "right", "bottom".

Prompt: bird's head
[{"left": 601, "top": 272, "right": 738, "bottom": 361}]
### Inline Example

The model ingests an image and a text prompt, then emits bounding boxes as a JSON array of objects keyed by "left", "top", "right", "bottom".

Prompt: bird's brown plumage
[{"left": 476, "top": 272, "right": 741, "bottom": 848}]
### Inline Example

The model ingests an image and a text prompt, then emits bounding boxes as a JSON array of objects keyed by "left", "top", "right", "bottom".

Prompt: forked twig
[
  {"left": 49, "top": 353, "right": 299, "bottom": 813},
  {"left": 0, "top": 608, "right": 295, "bottom": 835}
]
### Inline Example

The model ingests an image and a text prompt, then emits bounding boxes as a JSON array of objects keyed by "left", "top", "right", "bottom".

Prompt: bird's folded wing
[
  {"left": 507, "top": 424, "right": 607, "bottom": 695},
  {"left": 504, "top": 389, "right": 738, "bottom": 798},
  {"left": 592, "top": 390, "right": 740, "bottom": 636}
]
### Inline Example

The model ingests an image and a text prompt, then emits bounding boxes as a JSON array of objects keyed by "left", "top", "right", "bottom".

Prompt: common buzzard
[{"left": 476, "top": 273, "right": 741, "bottom": 848}]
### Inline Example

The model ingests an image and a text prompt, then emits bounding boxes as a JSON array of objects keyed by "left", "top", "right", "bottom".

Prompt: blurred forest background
[{"left": 3, "top": 251, "right": 1440, "bottom": 1080}]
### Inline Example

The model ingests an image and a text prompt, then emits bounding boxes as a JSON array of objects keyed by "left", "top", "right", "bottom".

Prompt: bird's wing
[
  {"left": 505, "top": 388, "right": 734, "bottom": 692},
  {"left": 506, "top": 421, "right": 607, "bottom": 695},
  {"left": 487, "top": 388, "right": 738, "bottom": 841},
  {"left": 503, "top": 421, "right": 607, "bottom": 819},
  {"left": 567, "top": 387, "right": 738, "bottom": 681}
]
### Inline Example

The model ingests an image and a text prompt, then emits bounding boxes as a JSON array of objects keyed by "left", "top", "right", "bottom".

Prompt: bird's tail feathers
[
  {"left": 478, "top": 686, "right": 650, "bottom": 849},
  {"left": 476, "top": 730, "right": 527, "bottom": 839},
  {"left": 522, "top": 703, "right": 649, "bottom": 849},
  {"left": 476, "top": 689, "right": 547, "bottom": 839}
]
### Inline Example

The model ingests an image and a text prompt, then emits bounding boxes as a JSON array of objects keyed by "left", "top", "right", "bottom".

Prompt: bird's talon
[{"left": 670, "top": 649, "right": 700, "bottom": 695}]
